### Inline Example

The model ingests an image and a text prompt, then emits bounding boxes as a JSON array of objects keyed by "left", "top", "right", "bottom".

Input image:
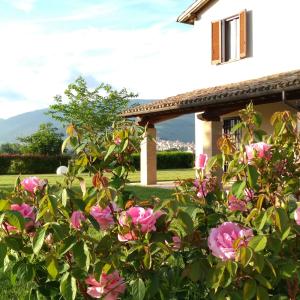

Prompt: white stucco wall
[
  {"left": 189, "top": 0, "right": 300, "bottom": 89},
  {"left": 191, "top": 0, "right": 300, "bottom": 160}
]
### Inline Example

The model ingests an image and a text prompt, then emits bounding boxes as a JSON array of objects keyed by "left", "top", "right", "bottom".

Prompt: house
[{"left": 122, "top": 0, "right": 300, "bottom": 185}]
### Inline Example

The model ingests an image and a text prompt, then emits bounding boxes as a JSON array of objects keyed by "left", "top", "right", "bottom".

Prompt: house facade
[{"left": 123, "top": 0, "right": 300, "bottom": 185}]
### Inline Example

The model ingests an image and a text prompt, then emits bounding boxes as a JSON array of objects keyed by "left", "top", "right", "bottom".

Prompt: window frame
[
  {"left": 211, "top": 10, "right": 247, "bottom": 65},
  {"left": 222, "top": 14, "right": 240, "bottom": 63}
]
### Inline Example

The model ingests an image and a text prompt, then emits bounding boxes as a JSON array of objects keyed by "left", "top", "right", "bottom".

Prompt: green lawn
[{"left": 0, "top": 169, "right": 194, "bottom": 200}]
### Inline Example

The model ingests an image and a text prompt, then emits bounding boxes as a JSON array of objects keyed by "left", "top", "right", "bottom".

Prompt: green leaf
[
  {"left": 231, "top": 121, "right": 243, "bottom": 134},
  {"left": 33, "top": 227, "right": 46, "bottom": 255},
  {"left": 232, "top": 181, "right": 246, "bottom": 199},
  {"left": 5, "top": 210, "right": 25, "bottom": 231},
  {"left": 120, "top": 138, "right": 129, "bottom": 152},
  {"left": 73, "top": 241, "right": 90, "bottom": 271},
  {"left": 254, "top": 254, "right": 265, "bottom": 273},
  {"left": 60, "top": 272, "right": 77, "bottom": 300},
  {"left": 0, "top": 200, "right": 10, "bottom": 211},
  {"left": 248, "top": 236, "right": 267, "bottom": 252},
  {"left": 281, "top": 226, "right": 291, "bottom": 241},
  {"left": 186, "top": 260, "right": 204, "bottom": 282},
  {"left": 247, "top": 165, "right": 259, "bottom": 190},
  {"left": 0, "top": 242, "right": 7, "bottom": 268},
  {"left": 275, "top": 208, "right": 289, "bottom": 232},
  {"left": 206, "top": 155, "right": 219, "bottom": 172},
  {"left": 243, "top": 279, "right": 256, "bottom": 300},
  {"left": 48, "top": 195, "right": 58, "bottom": 215},
  {"left": 61, "top": 136, "right": 71, "bottom": 154},
  {"left": 177, "top": 210, "right": 194, "bottom": 234},
  {"left": 46, "top": 255, "right": 58, "bottom": 279},
  {"left": 131, "top": 278, "right": 145, "bottom": 300},
  {"left": 104, "top": 144, "right": 116, "bottom": 161},
  {"left": 5, "top": 235, "right": 23, "bottom": 251},
  {"left": 14, "top": 261, "right": 35, "bottom": 282},
  {"left": 280, "top": 262, "right": 297, "bottom": 279},
  {"left": 211, "top": 265, "right": 225, "bottom": 292},
  {"left": 239, "top": 247, "right": 253, "bottom": 267},
  {"left": 61, "top": 189, "right": 68, "bottom": 207},
  {"left": 256, "top": 286, "right": 269, "bottom": 300},
  {"left": 254, "top": 274, "right": 272, "bottom": 289},
  {"left": 58, "top": 236, "right": 77, "bottom": 257},
  {"left": 253, "top": 211, "right": 268, "bottom": 231},
  {"left": 143, "top": 252, "right": 152, "bottom": 270},
  {"left": 226, "top": 261, "right": 238, "bottom": 277}
]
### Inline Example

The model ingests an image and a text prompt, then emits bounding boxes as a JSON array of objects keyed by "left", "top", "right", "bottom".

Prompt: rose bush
[{"left": 0, "top": 105, "right": 299, "bottom": 299}]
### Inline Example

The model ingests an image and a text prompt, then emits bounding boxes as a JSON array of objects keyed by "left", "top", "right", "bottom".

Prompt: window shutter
[
  {"left": 239, "top": 10, "right": 247, "bottom": 58},
  {"left": 211, "top": 20, "right": 221, "bottom": 64}
]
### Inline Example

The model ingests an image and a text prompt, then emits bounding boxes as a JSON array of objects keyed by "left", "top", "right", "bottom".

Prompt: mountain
[{"left": 0, "top": 100, "right": 195, "bottom": 143}]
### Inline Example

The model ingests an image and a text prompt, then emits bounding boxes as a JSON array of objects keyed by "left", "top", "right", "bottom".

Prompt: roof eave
[{"left": 177, "top": 0, "right": 212, "bottom": 25}]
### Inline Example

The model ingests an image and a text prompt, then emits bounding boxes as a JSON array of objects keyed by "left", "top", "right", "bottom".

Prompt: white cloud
[
  {"left": 0, "top": 17, "right": 199, "bottom": 118},
  {"left": 9, "top": 0, "right": 36, "bottom": 12}
]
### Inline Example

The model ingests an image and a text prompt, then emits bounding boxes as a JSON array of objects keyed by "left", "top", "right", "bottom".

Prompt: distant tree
[
  {"left": 47, "top": 76, "right": 136, "bottom": 136},
  {"left": 18, "top": 123, "right": 63, "bottom": 155},
  {"left": 0, "top": 143, "right": 21, "bottom": 154}
]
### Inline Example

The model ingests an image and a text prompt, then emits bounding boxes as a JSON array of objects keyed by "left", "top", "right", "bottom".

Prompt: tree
[
  {"left": 0, "top": 143, "right": 21, "bottom": 154},
  {"left": 18, "top": 123, "right": 63, "bottom": 155},
  {"left": 47, "top": 76, "right": 136, "bottom": 136}
]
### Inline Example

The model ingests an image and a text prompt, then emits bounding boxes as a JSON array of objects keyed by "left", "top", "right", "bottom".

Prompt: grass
[{"left": 0, "top": 168, "right": 194, "bottom": 200}]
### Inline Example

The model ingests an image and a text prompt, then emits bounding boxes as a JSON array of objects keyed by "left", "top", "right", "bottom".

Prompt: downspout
[{"left": 282, "top": 90, "right": 300, "bottom": 111}]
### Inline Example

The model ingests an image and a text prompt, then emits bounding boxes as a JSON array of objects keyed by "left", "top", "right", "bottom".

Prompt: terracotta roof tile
[{"left": 122, "top": 70, "right": 300, "bottom": 118}]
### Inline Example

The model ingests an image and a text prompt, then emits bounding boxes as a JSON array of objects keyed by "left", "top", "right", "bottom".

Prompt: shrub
[
  {"left": 0, "top": 154, "right": 70, "bottom": 174},
  {"left": 0, "top": 106, "right": 299, "bottom": 299},
  {"left": 132, "top": 151, "right": 194, "bottom": 170}
]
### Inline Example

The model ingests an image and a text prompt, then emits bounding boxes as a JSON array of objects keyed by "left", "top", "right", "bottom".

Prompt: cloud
[
  {"left": 0, "top": 1, "right": 200, "bottom": 118},
  {"left": 9, "top": 0, "right": 36, "bottom": 12}
]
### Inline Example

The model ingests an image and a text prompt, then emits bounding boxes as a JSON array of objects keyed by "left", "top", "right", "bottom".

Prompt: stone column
[
  {"left": 140, "top": 125, "right": 157, "bottom": 185},
  {"left": 195, "top": 113, "right": 223, "bottom": 160}
]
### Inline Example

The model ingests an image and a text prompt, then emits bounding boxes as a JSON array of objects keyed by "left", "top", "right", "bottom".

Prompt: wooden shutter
[
  {"left": 239, "top": 10, "right": 247, "bottom": 58},
  {"left": 211, "top": 20, "right": 221, "bottom": 64}
]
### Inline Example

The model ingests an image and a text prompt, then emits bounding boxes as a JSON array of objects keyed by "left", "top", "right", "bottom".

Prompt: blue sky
[{"left": 0, "top": 0, "right": 198, "bottom": 118}]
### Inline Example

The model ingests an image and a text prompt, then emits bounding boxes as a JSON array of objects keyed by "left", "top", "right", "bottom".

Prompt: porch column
[
  {"left": 195, "top": 113, "right": 223, "bottom": 160},
  {"left": 140, "top": 125, "right": 157, "bottom": 185}
]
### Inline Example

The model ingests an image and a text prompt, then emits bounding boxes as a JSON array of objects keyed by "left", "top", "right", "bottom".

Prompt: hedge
[
  {"left": 0, "top": 154, "right": 70, "bottom": 174},
  {"left": 132, "top": 151, "right": 194, "bottom": 170},
  {"left": 0, "top": 151, "right": 194, "bottom": 174}
]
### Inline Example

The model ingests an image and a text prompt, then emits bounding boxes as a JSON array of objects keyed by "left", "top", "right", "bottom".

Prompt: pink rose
[
  {"left": 7, "top": 203, "right": 36, "bottom": 231},
  {"left": 172, "top": 236, "right": 181, "bottom": 250},
  {"left": 245, "top": 142, "right": 272, "bottom": 161},
  {"left": 228, "top": 195, "right": 247, "bottom": 212},
  {"left": 21, "top": 176, "right": 44, "bottom": 193},
  {"left": 118, "top": 207, "right": 163, "bottom": 241},
  {"left": 70, "top": 211, "right": 86, "bottom": 229},
  {"left": 244, "top": 188, "right": 254, "bottom": 201},
  {"left": 86, "top": 271, "right": 126, "bottom": 300},
  {"left": 208, "top": 222, "right": 253, "bottom": 261},
  {"left": 196, "top": 179, "right": 208, "bottom": 198},
  {"left": 195, "top": 153, "right": 208, "bottom": 169},
  {"left": 294, "top": 207, "right": 300, "bottom": 225},
  {"left": 117, "top": 231, "right": 137, "bottom": 242},
  {"left": 90, "top": 205, "right": 114, "bottom": 230},
  {"left": 114, "top": 137, "right": 122, "bottom": 145},
  {"left": 120, "top": 207, "right": 162, "bottom": 233}
]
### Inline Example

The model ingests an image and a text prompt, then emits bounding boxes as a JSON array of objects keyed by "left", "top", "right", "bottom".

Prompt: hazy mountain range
[{"left": 0, "top": 100, "right": 195, "bottom": 143}]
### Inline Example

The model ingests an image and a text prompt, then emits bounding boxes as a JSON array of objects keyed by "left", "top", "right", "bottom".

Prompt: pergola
[{"left": 122, "top": 70, "right": 300, "bottom": 185}]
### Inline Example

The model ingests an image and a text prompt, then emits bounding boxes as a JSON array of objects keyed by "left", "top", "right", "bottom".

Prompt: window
[
  {"left": 223, "top": 117, "right": 242, "bottom": 171},
  {"left": 224, "top": 16, "right": 239, "bottom": 61},
  {"left": 211, "top": 10, "right": 247, "bottom": 64}
]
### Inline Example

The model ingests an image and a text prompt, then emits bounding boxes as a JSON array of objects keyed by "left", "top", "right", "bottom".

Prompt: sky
[{"left": 0, "top": 0, "right": 200, "bottom": 119}]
